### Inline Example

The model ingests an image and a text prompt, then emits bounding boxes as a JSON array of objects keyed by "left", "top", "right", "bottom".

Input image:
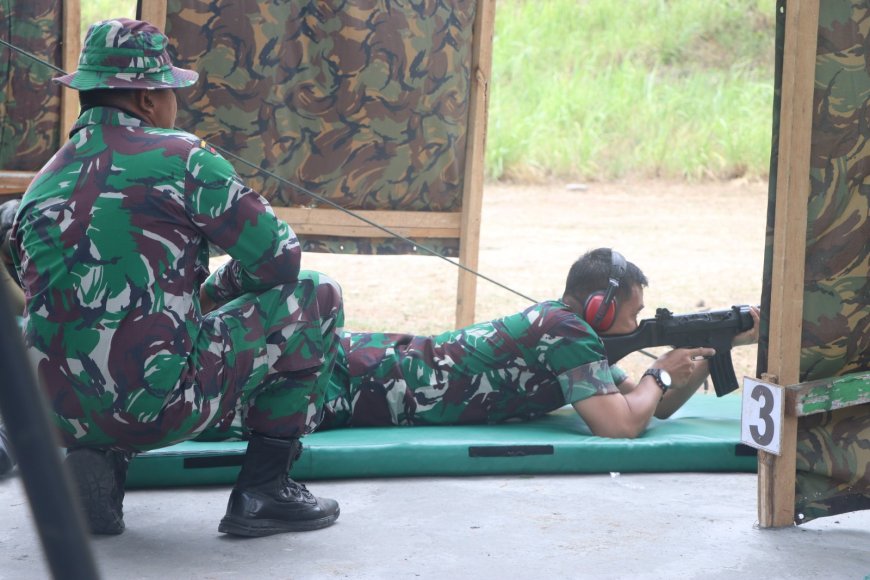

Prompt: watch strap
[{"left": 643, "top": 368, "right": 669, "bottom": 394}]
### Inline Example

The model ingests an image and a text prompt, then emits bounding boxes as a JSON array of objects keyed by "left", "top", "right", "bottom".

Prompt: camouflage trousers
[
  {"left": 59, "top": 270, "right": 344, "bottom": 451},
  {"left": 316, "top": 332, "right": 567, "bottom": 430},
  {"left": 189, "top": 271, "right": 344, "bottom": 445}
]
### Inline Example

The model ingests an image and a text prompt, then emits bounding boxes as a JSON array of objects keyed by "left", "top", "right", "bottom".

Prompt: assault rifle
[{"left": 600, "top": 305, "right": 755, "bottom": 397}]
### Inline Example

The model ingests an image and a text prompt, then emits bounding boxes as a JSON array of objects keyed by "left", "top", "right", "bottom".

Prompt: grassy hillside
[
  {"left": 488, "top": 0, "right": 776, "bottom": 181},
  {"left": 81, "top": 0, "right": 776, "bottom": 182}
]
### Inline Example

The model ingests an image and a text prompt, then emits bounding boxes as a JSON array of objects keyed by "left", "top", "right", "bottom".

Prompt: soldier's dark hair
[
  {"left": 562, "top": 248, "right": 648, "bottom": 304},
  {"left": 78, "top": 88, "right": 141, "bottom": 112}
]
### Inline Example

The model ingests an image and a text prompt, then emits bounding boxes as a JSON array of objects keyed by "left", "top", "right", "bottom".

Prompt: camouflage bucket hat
[{"left": 54, "top": 18, "right": 198, "bottom": 91}]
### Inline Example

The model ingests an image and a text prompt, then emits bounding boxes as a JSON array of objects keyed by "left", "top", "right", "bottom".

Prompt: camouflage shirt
[
  {"left": 12, "top": 106, "right": 300, "bottom": 445},
  {"left": 322, "top": 300, "right": 625, "bottom": 427}
]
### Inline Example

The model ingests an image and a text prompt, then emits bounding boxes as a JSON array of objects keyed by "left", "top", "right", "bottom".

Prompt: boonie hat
[{"left": 54, "top": 18, "right": 198, "bottom": 91}]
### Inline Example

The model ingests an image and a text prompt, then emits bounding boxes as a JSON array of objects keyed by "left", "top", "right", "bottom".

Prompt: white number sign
[{"left": 740, "top": 378, "right": 784, "bottom": 455}]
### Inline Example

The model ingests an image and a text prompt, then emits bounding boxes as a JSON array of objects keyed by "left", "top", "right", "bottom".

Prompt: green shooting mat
[{"left": 126, "top": 393, "right": 756, "bottom": 488}]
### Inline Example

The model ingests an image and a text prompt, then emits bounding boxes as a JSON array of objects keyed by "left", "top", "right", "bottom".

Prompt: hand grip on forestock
[{"left": 710, "top": 350, "right": 739, "bottom": 397}]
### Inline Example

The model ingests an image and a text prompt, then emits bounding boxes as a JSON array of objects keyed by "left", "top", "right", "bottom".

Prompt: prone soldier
[{"left": 318, "top": 248, "right": 760, "bottom": 437}]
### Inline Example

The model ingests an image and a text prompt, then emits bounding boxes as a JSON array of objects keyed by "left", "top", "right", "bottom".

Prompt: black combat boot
[
  {"left": 218, "top": 434, "right": 339, "bottom": 537},
  {"left": 64, "top": 448, "right": 131, "bottom": 535},
  {"left": 0, "top": 425, "right": 15, "bottom": 477}
]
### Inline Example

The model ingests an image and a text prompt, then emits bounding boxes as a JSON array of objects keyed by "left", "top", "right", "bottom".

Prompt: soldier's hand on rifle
[
  {"left": 731, "top": 305, "right": 760, "bottom": 347},
  {"left": 654, "top": 347, "right": 716, "bottom": 386}
]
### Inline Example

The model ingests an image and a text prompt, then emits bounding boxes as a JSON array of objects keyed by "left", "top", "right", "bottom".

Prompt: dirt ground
[{"left": 287, "top": 178, "right": 769, "bottom": 384}]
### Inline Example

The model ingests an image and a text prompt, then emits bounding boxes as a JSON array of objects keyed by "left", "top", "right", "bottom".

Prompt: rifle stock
[{"left": 601, "top": 305, "right": 754, "bottom": 397}]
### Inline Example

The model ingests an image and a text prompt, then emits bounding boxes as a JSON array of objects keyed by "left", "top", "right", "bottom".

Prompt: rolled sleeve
[
  {"left": 557, "top": 359, "right": 621, "bottom": 404},
  {"left": 537, "top": 309, "right": 623, "bottom": 405}
]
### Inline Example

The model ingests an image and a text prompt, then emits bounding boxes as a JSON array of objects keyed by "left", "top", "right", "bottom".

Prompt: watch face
[{"left": 659, "top": 369, "right": 672, "bottom": 387}]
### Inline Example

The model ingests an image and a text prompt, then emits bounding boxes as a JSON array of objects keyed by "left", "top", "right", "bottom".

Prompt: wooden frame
[
  {"left": 757, "top": 0, "right": 819, "bottom": 529},
  {"left": 754, "top": 372, "right": 870, "bottom": 524},
  {"left": 1, "top": 0, "right": 492, "bottom": 329},
  {"left": 0, "top": 172, "right": 36, "bottom": 197},
  {"left": 789, "top": 373, "right": 870, "bottom": 416},
  {"left": 0, "top": 0, "right": 81, "bottom": 198},
  {"left": 139, "top": 0, "right": 493, "bottom": 329},
  {"left": 60, "top": 0, "right": 81, "bottom": 137},
  {"left": 454, "top": 0, "right": 495, "bottom": 328}
]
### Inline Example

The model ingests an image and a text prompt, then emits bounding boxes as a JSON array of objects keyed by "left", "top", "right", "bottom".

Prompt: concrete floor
[{"left": 1, "top": 472, "right": 869, "bottom": 580}]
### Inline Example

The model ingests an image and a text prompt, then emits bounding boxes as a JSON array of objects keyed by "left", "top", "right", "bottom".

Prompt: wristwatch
[{"left": 643, "top": 368, "right": 672, "bottom": 394}]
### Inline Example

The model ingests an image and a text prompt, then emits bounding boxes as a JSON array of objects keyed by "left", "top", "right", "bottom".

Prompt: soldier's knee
[{"left": 318, "top": 274, "right": 343, "bottom": 304}]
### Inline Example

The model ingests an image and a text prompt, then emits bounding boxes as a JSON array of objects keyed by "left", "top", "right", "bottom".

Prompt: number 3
[{"left": 749, "top": 384, "right": 774, "bottom": 446}]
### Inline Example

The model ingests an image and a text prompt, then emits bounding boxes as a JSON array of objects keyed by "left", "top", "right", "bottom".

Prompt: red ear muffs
[{"left": 583, "top": 292, "right": 618, "bottom": 332}]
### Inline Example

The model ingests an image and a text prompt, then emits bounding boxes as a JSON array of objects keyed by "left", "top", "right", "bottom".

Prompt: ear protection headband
[{"left": 583, "top": 250, "right": 627, "bottom": 332}]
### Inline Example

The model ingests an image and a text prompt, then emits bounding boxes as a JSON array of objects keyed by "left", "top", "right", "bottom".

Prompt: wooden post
[
  {"left": 455, "top": 0, "right": 495, "bottom": 328},
  {"left": 60, "top": 0, "right": 81, "bottom": 140},
  {"left": 757, "top": 0, "right": 819, "bottom": 529},
  {"left": 790, "top": 372, "right": 870, "bottom": 417},
  {"left": 0, "top": 171, "right": 36, "bottom": 197},
  {"left": 138, "top": 0, "right": 168, "bottom": 30}
]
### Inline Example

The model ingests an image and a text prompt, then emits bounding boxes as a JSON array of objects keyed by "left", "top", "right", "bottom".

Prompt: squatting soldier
[
  {"left": 319, "top": 248, "right": 760, "bottom": 437},
  {"left": 11, "top": 18, "right": 343, "bottom": 537}
]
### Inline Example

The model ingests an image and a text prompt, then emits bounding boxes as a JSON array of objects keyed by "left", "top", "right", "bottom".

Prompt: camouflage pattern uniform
[
  {"left": 12, "top": 105, "right": 344, "bottom": 452},
  {"left": 319, "top": 300, "right": 625, "bottom": 429}
]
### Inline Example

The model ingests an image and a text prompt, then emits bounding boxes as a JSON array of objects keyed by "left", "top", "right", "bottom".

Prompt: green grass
[
  {"left": 80, "top": 1, "right": 138, "bottom": 35},
  {"left": 81, "top": 0, "right": 776, "bottom": 182},
  {"left": 489, "top": 0, "right": 776, "bottom": 181}
]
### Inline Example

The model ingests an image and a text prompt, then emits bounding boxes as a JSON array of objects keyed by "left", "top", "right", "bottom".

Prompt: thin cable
[
  {"left": 0, "top": 37, "right": 68, "bottom": 75},
  {"left": 213, "top": 145, "right": 539, "bottom": 303},
  {"left": 0, "top": 37, "right": 539, "bottom": 304},
  {"left": 2, "top": 37, "right": 663, "bottom": 359}
]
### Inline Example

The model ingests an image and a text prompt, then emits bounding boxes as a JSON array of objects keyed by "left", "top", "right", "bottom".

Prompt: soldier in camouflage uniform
[
  {"left": 320, "top": 248, "right": 759, "bottom": 438},
  {"left": 11, "top": 18, "right": 343, "bottom": 538}
]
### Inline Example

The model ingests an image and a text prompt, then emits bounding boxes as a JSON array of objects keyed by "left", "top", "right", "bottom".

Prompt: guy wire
[
  {"left": 211, "top": 146, "right": 539, "bottom": 303},
  {"left": 2, "top": 37, "right": 660, "bottom": 360},
  {"left": 0, "top": 38, "right": 68, "bottom": 75},
  {"left": 0, "top": 36, "right": 538, "bottom": 304}
]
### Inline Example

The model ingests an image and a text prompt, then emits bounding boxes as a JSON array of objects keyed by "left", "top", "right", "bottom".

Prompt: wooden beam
[
  {"left": 0, "top": 171, "right": 37, "bottom": 196},
  {"left": 455, "top": 0, "right": 495, "bottom": 328},
  {"left": 757, "top": 0, "right": 819, "bottom": 529},
  {"left": 138, "top": 0, "right": 168, "bottom": 30},
  {"left": 61, "top": 0, "right": 81, "bottom": 139},
  {"left": 274, "top": 208, "right": 461, "bottom": 239},
  {"left": 789, "top": 371, "right": 870, "bottom": 417}
]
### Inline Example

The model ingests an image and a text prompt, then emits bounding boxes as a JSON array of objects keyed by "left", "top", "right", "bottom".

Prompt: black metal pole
[{"left": 0, "top": 285, "right": 101, "bottom": 579}]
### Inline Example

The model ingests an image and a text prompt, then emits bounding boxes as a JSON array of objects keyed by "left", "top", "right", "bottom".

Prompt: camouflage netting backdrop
[
  {"left": 0, "top": 0, "right": 63, "bottom": 171},
  {"left": 164, "top": 0, "right": 478, "bottom": 255},
  {"left": 760, "top": 0, "right": 870, "bottom": 524}
]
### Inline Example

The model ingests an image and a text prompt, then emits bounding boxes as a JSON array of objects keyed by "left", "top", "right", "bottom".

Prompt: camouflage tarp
[
  {"left": 760, "top": 0, "right": 870, "bottom": 524},
  {"left": 803, "top": 0, "right": 870, "bottom": 381},
  {"left": 164, "top": 0, "right": 479, "bottom": 255},
  {"left": 0, "top": 0, "right": 63, "bottom": 171},
  {"left": 794, "top": 404, "right": 870, "bottom": 523}
]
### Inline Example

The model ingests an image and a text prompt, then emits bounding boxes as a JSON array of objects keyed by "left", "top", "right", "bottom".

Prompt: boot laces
[{"left": 279, "top": 473, "right": 315, "bottom": 502}]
